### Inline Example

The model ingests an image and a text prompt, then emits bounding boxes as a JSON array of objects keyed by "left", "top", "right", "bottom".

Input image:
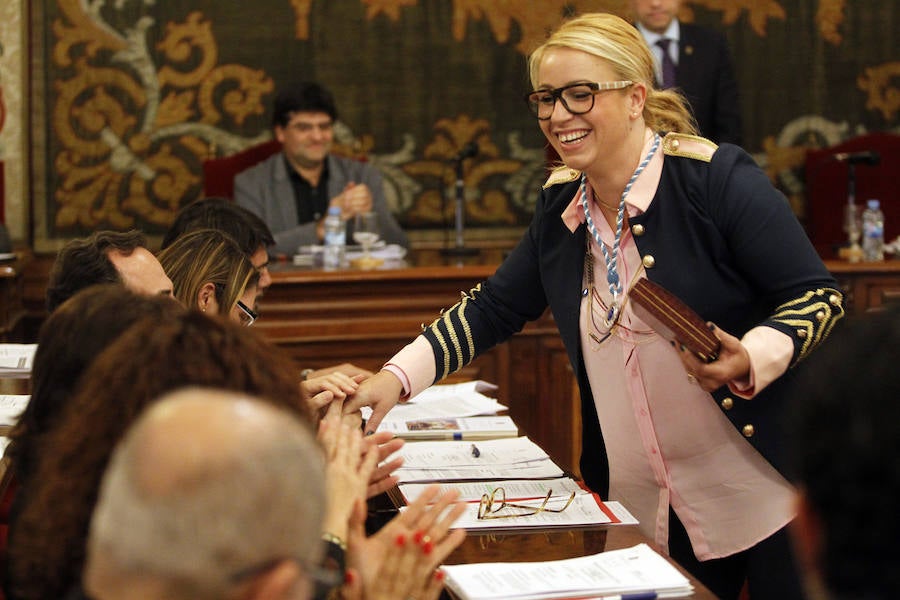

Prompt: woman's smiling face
[{"left": 536, "top": 48, "right": 635, "bottom": 173}]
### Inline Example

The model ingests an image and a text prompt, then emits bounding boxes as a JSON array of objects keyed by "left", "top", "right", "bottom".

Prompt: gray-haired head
[{"left": 85, "top": 387, "right": 326, "bottom": 600}]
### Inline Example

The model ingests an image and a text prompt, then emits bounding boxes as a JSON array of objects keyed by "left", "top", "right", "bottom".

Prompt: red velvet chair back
[
  {"left": 805, "top": 132, "right": 900, "bottom": 257},
  {"left": 202, "top": 140, "right": 282, "bottom": 199}
]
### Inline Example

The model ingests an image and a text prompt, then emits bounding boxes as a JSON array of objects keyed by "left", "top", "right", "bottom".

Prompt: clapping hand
[
  {"left": 317, "top": 406, "right": 380, "bottom": 545},
  {"left": 337, "top": 182, "right": 373, "bottom": 217},
  {"left": 361, "top": 431, "right": 404, "bottom": 498},
  {"left": 341, "top": 485, "right": 467, "bottom": 600}
]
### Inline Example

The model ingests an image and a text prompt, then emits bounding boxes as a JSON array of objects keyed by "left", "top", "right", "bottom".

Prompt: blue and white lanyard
[{"left": 580, "top": 133, "right": 661, "bottom": 327}]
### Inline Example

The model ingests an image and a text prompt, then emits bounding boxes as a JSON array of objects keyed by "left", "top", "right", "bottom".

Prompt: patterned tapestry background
[{"left": 30, "top": 0, "right": 900, "bottom": 251}]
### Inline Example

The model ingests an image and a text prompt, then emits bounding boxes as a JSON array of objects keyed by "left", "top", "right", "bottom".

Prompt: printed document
[
  {"left": 389, "top": 437, "right": 564, "bottom": 482},
  {"left": 0, "top": 395, "right": 29, "bottom": 427},
  {"left": 441, "top": 543, "right": 693, "bottom": 599},
  {"left": 0, "top": 344, "right": 37, "bottom": 378}
]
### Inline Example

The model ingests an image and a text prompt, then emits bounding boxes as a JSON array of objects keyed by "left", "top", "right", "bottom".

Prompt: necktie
[{"left": 655, "top": 38, "right": 676, "bottom": 89}]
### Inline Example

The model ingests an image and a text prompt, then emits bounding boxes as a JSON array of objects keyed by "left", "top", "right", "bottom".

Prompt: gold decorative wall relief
[
  {"left": 44, "top": 0, "right": 273, "bottom": 239},
  {"left": 29, "top": 0, "right": 900, "bottom": 250},
  {"left": 858, "top": 62, "right": 900, "bottom": 122}
]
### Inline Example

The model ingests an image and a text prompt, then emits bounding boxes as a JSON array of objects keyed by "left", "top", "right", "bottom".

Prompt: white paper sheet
[
  {"left": 0, "top": 395, "right": 29, "bottom": 426},
  {"left": 441, "top": 543, "right": 693, "bottom": 600}
]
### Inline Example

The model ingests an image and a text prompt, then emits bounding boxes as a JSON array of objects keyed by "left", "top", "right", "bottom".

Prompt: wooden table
[{"left": 824, "top": 258, "right": 900, "bottom": 312}]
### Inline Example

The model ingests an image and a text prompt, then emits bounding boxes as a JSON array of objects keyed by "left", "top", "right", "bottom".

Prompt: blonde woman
[
  {"left": 350, "top": 13, "right": 844, "bottom": 599},
  {"left": 157, "top": 228, "right": 258, "bottom": 325}
]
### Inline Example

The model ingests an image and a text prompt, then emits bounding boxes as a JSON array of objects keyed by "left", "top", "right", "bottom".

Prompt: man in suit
[
  {"left": 632, "top": 0, "right": 743, "bottom": 145},
  {"left": 235, "top": 81, "right": 408, "bottom": 256}
]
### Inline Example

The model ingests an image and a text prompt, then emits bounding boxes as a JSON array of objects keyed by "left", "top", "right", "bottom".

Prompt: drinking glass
[{"left": 352, "top": 212, "right": 380, "bottom": 263}]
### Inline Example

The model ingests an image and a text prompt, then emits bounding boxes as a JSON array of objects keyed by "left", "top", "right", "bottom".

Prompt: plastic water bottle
[
  {"left": 322, "top": 206, "right": 346, "bottom": 270},
  {"left": 861, "top": 199, "right": 885, "bottom": 261}
]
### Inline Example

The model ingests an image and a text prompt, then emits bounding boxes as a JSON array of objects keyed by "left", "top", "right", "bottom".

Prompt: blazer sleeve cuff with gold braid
[
  {"left": 765, "top": 287, "right": 844, "bottom": 366},
  {"left": 422, "top": 284, "right": 482, "bottom": 382}
]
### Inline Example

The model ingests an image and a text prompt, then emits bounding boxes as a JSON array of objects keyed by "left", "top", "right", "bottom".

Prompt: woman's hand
[
  {"left": 675, "top": 323, "right": 751, "bottom": 393},
  {"left": 341, "top": 485, "right": 466, "bottom": 600},
  {"left": 301, "top": 372, "right": 364, "bottom": 412},
  {"left": 320, "top": 402, "right": 402, "bottom": 499},
  {"left": 317, "top": 406, "right": 379, "bottom": 544},
  {"left": 361, "top": 431, "right": 404, "bottom": 499},
  {"left": 342, "top": 370, "right": 404, "bottom": 434}
]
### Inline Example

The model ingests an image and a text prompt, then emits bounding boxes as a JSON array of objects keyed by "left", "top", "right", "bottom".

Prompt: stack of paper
[
  {"left": 389, "top": 437, "right": 563, "bottom": 482},
  {"left": 0, "top": 344, "right": 37, "bottom": 378},
  {"left": 364, "top": 380, "right": 507, "bottom": 427},
  {"left": 400, "top": 477, "right": 585, "bottom": 504},
  {"left": 441, "top": 543, "right": 693, "bottom": 599},
  {"left": 377, "top": 415, "right": 517, "bottom": 440},
  {"left": 0, "top": 395, "right": 29, "bottom": 427}
]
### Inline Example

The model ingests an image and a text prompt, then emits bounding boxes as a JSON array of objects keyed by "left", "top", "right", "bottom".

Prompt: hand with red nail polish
[{"left": 340, "top": 485, "right": 466, "bottom": 600}]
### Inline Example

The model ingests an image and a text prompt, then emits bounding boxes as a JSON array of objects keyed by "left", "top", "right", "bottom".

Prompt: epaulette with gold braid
[
  {"left": 771, "top": 287, "right": 845, "bottom": 364},
  {"left": 543, "top": 166, "right": 581, "bottom": 189},
  {"left": 662, "top": 132, "right": 718, "bottom": 162}
]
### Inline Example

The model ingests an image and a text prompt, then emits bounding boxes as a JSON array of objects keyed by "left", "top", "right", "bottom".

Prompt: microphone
[
  {"left": 833, "top": 150, "right": 881, "bottom": 166},
  {"left": 452, "top": 142, "right": 478, "bottom": 162}
]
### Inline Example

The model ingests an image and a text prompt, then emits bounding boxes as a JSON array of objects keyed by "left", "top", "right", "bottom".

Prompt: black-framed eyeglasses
[
  {"left": 477, "top": 487, "right": 576, "bottom": 520},
  {"left": 236, "top": 300, "right": 258, "bottom": 327},
  {"left": 524, "top": 81, "right": 633, "bottom": 120}
]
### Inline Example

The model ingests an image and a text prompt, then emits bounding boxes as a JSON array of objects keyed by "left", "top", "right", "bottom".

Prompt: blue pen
[
  {"left": 470, "top": 443, "right": 481, "bottom": 458},
  {"left": 600, "top": 593, "right": 657, "bottom": 600}
]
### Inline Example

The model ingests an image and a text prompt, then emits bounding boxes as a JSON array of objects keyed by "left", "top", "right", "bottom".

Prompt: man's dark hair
[
  {"left": 271, "top": 81, "right": 337, "bottom": 128},
  {"left": 787, "top": 306, "right": 900, "bottom": 597},
  {"left": 161, "top": 197, "right": 275, "bottom": 255},
  {"left": 46, "top": 230, "right": 147, "bottom": 313}
]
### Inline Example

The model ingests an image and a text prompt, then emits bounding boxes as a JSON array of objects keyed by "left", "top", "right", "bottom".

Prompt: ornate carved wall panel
[{"left": 27, "top": 1, "right": 900, "bottom": 251}]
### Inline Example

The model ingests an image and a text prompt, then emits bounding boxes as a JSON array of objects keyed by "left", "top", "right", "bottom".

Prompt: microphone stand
[
  {"left": 441, "top": 155, "right": 479, "bottom": 257},
  {"left": 844, "top": 162, "right": 862, "bottom": 261}
]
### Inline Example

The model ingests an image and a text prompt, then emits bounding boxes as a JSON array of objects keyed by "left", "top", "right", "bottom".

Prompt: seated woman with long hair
[
  {"left": 156, "top": 229, "right": 368, "bottom": 415},
  {"left": 157, "top": 228, "right": 258, "bottom": 325}
]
